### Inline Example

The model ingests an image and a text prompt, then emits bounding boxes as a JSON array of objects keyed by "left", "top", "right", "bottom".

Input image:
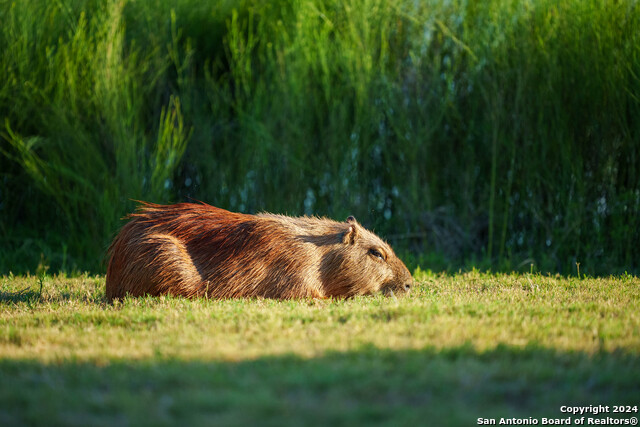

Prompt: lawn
[{"left": 1, "top": 270, "right": 639, "bottom": 426}]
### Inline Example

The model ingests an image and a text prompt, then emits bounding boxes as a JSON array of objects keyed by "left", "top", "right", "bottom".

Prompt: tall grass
[
  {"left": 1, "top": 0, "right": 638, "bottom": 274},
  {"left": 0, "top": 0, "right": 191, "bottom": 270}
]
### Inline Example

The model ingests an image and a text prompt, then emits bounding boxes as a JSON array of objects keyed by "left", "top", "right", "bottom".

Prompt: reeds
[{"left": 1, "top": 0, "right": 638, "bottom": 274}]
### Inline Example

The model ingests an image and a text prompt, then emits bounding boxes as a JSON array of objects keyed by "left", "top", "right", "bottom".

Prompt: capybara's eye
[{"left": 369, "top": 248, "right": 385, "bottom": 260}]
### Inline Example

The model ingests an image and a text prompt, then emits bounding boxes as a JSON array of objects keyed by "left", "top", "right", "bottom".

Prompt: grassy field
[{"left": 1, "top": 270, "right": 638, "bottom": 426}]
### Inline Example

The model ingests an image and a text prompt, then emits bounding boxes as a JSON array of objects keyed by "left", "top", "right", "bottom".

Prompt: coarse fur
[{"left": 106, "top": 202, "right": 413, "bottom": 300}]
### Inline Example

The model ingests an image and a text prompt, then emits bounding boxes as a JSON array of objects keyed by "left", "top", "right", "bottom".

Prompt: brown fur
[{"left": 105, "top": 202, "right": 413, "bottom": 300}]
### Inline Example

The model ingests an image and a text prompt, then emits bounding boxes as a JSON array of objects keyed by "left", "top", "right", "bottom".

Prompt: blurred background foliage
[{"left": 1, "top": 0, "right": 638, "bottom": 275}]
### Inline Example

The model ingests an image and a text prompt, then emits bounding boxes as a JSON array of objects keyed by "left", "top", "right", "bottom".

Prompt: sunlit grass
[
  {"left": 2, "top": 271, "right": 638, "bottom": 361},
  {"left": 0, "top": 272, "right": 640, "bottom": 362},
  {"left": 1, "top": 271, "right": 638, "bottom": 425}
]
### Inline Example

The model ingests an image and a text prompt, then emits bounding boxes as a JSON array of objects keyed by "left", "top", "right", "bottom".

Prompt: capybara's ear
[{"left": 343, "top": 223, "right": 358, "bottom": 244}]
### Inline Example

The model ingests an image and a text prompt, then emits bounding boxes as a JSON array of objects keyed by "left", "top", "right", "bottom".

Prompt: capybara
[{"left": 105, "top": 202, "right": 413, "bottom": 300}]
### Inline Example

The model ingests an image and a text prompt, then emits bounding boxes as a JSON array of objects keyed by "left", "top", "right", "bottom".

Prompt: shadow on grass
[
  {"left": 0, "top": 283, "right": 105, "bottom": 305},
  {"left": 0, "top": 346, "right": 638, "bottom": 426},
  {"left": 0, "top": 289, "right": 91, "bottom": 305},
  {"left": 0, "top": 288, "right": 42, "bottom": 304}
]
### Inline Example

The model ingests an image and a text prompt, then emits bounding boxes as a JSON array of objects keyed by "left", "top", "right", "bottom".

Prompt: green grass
[
  {"left": 1, "top": 0, "right": 639, "bottom": 275},
  {"left": 1, "top": 271, "right": 638, "bottom": 426}
]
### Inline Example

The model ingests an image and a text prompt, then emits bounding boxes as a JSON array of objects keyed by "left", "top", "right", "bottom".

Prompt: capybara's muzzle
[{"left": 380, "top": 279, "right": 412, "bottom": 297}]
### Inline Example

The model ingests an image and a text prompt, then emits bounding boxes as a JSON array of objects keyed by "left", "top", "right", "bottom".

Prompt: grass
[
  {"left": 1, "top": 270, "right": 638, "bottom": 426},
  {"left": 1, "top": 0, "right": 639, "bottom": 275}
]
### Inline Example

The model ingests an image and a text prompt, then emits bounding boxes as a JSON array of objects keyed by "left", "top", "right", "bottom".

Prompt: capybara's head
[{"left": 321, "top": 216, "right": 413, "bottom": 298}]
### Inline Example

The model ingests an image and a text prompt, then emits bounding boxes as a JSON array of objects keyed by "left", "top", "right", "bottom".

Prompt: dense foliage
[{"left": 1, "top": 0, "right": 638, "bottom": 274}]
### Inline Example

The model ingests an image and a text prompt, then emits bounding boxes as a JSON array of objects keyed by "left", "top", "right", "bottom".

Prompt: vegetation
[
  {"left": 0, "top": 0, "right": 638, "bottom": 275},
  {"left": 1, "top": 271, "right": 638, "bottom": 425},
  {"left": 2, "top": 4, "right": 637, "bottom": 422}
]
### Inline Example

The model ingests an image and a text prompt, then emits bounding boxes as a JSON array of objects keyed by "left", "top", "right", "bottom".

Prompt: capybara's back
[{"left": 106, "top": 202, "right": 412, "bottom": 300}]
